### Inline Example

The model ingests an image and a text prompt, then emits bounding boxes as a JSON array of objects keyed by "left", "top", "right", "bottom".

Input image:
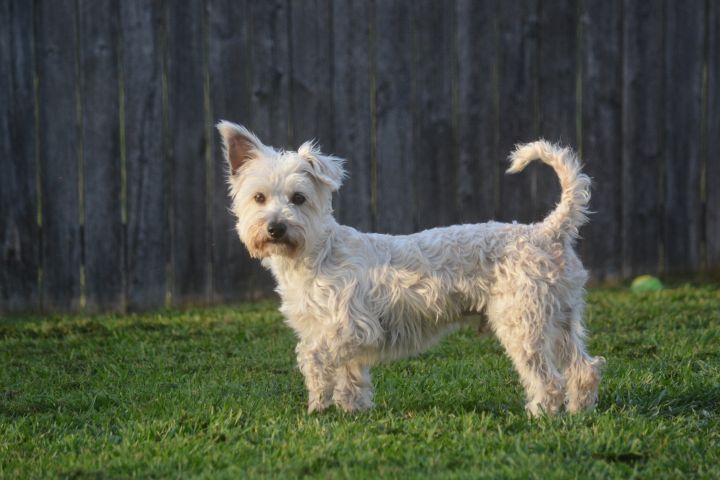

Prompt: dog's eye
[
  {"left": 291, "top": 193, "right": 306, "bottom": 205},
  {"left": 254, "top": 193, "right": 266, "bottom": 204}
]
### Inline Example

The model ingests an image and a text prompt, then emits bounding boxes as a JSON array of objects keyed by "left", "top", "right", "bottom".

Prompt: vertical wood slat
[
  {"left": 121, "top": 0, "right": 167, "bottom": 311},
  {"left": 0, "top": 0, "right": 39, "bottom": 312},
  {"left": 333, "top": 0, "right": 373, "bottom": 232},
  {"left": 36, "top": 0, "right": 81, "bottom": 311},
  {"left": 166, "top": 0, "right": 210, "bottom": 307},
  {"left": 412, "top": 0, "right": 457, "bottom": 231},
  {"left": 496, "top": 0, "right": 538, "bottom": 224},
  {"left": 536, "top": 0, "right": 576, "bottom": 221},
  {"left": 621, "top": 0, "right": 664, "bottom": 277},
  {"left": 249, "top": 0, "right": 290, "bottom": 149},
  {"left": 208, "top": 0, "right": 263, "bottom": 303},
  {"left": 663, "top": 0, "right": 705, "bottom": 275},
  {"left": 455, "top": 0, "right": 498, "bottom": 225},
  {"left": 581, "top": 0, "right": 623, "bottom": 281},
  {"left": 289, "top": 0, "right": 334, "bottom": 150},
  {"left": 708, "top": 0, "right": 720, "bottom": 274},
  {"left": 374, "top": 0, "right": 414, "bottom": 234},
  {"left": 79, "top": 0, "right": 123, "bottom": 311}
]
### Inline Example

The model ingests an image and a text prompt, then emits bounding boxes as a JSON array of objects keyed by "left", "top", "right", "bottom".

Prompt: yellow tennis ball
[{"left": 631, "top": 275, "right": 663, "bottom": 292}]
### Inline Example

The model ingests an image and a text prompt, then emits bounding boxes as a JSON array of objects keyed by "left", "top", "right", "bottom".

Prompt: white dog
[{"left": 218, "top": 121, "right": 605, "bottom": 416}]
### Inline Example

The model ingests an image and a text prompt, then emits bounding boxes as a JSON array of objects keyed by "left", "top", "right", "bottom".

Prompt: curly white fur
[{"left": 218, "top": 120, "right": 605, "bottom": 416}]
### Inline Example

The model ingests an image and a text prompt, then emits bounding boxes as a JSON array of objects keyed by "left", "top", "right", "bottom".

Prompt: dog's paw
[{"left": 335, "top": 397, "right": 374, "bottom": 413}]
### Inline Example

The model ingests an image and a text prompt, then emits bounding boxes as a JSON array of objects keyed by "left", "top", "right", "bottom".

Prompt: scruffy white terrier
[{"left": 218, "top": 121, "right": 605, "bottom": 416}]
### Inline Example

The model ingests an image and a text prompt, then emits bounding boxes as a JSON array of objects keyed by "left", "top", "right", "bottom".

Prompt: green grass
[{"left": 1, "top": 286, "right": 719, "bottom": 479}]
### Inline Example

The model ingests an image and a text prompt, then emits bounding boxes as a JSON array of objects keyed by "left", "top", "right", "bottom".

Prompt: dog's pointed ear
[
  {"left": 298, "top": 141, "right": 346, "bottom": 191},
  {"left": 216, "top": 121, "right": 265, "bottom": 175}
]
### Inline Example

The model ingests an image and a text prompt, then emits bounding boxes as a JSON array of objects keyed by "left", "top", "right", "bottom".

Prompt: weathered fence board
[
  {"left": 663, "top": 0, "right": 705, "bottom": 275},
  {"left": 208, "top": 0, "right": 261, "bottom": 303},
  {"left": 412, "top": 0, "right": 457, "bottom": 231},
  {"left": 333, "top": 0, "right": 373, "bottom": 232},
  {"left": 374, "top": 0, "right": 414, "bottom": 235},
  {"left": 455, "top": 0, "right": 498, "bottom": 225},
  {"left": 289, "top": 0, "right": 334, "bottom": 150},
  {"left": 621, "top": 0, "right": 664, "bottom": 277},
  {"left": 581, "top": 0, "right": 623, "bottom": 281},
  {"left": 0, "top": 0, "right": 39, "bottom": 312},
  {"left": 708, "top": 0, "right": 720, "bottom": 274},
  {"left": 536, "top": 0, "right": 576, "bottom": 223},
  {"left": 166, "top": 0, "right": 210, "bottom": 307},
  {"left": 36, "top": 0, "right": 82, "bottom": 311},
  {"left": 496, "top": 0, "right": 538, "bottom": 224},
  {"left": 121, "top": 0, "right": 167, "bottom": 311},
  {"left": 79, "top": 0, "right": 124, "bottom": 312}
]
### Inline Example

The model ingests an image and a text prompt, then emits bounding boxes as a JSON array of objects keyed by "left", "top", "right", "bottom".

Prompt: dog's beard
[{"left": 244, "top": 221, "right": 305, "bottom": 259}]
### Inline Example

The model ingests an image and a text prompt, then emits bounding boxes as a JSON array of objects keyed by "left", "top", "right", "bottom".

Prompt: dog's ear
[
  {"left": 216, "top": 121, "right": 265, "bottom": 175},
  {"left": 298, "top": 141, "right": 346, "bottom": 191}
]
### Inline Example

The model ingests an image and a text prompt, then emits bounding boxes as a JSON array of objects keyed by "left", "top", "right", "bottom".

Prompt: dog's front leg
[
  {"left": 333, "top": 361, "right": 373, "bottom": 412},
  {"left": 295, "top": 340, "right": 339, "bottom": 413}
]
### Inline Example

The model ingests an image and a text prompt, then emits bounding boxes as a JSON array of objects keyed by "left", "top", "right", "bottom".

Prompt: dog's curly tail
[{"left": 507, "top": 140, "right": 591, "bottom": 239}]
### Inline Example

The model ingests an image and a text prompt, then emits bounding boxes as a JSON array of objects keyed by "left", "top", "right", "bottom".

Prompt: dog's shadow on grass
[{"left": 608, "top": 384, "right": 720, "bottom": 418}]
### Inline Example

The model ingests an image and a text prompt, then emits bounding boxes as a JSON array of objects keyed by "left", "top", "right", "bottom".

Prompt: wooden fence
[{"left": 1, "top": 0, "right": 718, "bottom": 313}]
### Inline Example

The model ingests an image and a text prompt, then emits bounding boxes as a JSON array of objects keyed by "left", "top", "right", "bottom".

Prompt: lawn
[{"left": 1, "top": 286, "right": 719, "bottom": 479}]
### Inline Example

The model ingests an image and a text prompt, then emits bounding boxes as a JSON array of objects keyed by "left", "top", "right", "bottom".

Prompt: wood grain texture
[
  {"left": 121, "top": 0, "right": 167, "bottom": 311},
  {"left": 207, "top": 0, "right": 268, "bottom": 302},
  {"left": 36, "top": 0, "right": 81, "bottom": 311},
  {"left": 663, "top": 0, "right": 704, "bottom": 275},
  {"left": 289, "top": 0, "right": 333, "bottom": 149},
  {"left": 166, "top": 0, "right": 210, "bottom": 307},
  {"left": 412, "top": 0, "right": 457, "bottom": 230},
  {"left": 708, "top": 0, "right": 720, "bottom": 273},
  {"left": 79, "top": 0, "right": 123, "bottom": 311},
  {"left": 496, "top": 0, "right": 538, "bottom": 224},
  {"left": 373, "top": 0, "right": 414, "bottom": 234},
  {"left": 333, "top": 0, "right": 373, "bottom": 232},
  {"left": 621, "top": 0, "right": 664, "bottom": 277},
  {"left": 581, "top": 0, "right": 622, "bottom": 281},
  {"left": 249, "top": 0, "right": 290, "bottom": 148},
  {"left": 536, "top": 0, "right": 576, "bottom": 222},
  {"left": 455, "top": 0, "right": 498, "bottom": 224},
  {"left": 0, "top": 0, "right": 39, "bottom": 312}
]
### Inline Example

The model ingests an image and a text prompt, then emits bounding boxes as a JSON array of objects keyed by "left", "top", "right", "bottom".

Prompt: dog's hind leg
[
  {"left": 488, "top": 291, "right": 566, "bottom": 416},
  {"left": 333, "top": 361, "right": 373, "bottom": 412},
  {"left": 555, "top": 305, "right": 605, "bottom": 413}
]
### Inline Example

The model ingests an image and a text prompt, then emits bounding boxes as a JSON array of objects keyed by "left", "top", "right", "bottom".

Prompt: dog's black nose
[{"left": 267, "top": 221, "right": 287, "bottom": 239}]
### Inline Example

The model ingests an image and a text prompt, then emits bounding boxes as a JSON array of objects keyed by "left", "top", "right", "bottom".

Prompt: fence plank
[
  {"left": 536, "top": 0, "right": 576, "bottom": 222},
  {"left": 621, "top": 0, "right": 663, "bottom": 277},
  {"left": 208, "top": 0, "right": 267, "bottom": 303},
  {"left": 166, "top": 0, "right": 210, "bottom": 307},
  {"left": 79, "top": 0, "right": 123, "bottom": 311},
  {"left": 374, "top": 0, "right": 414, "bottom": 234},
  {"left": 581, "top": 0, "right": 622, "bottom": 281},
  {"left": 121, "top": 0, "right": 167, "bottom": 311},
  {"left": 0, "top": 0, "right": 39, "bottom": 312},
  {"left": 36, "top": 0, "right": 81, "bottom": 311},
  {"left": 708, "top": 0, "right": 720, "bottom": 274},
  {"left": 663, "top": 0, "right": 705, "bottom": 275},
  {"left": 333, "top": 0, "right": 373, "bottom": 232},
  {"left": 249, "top": 0, "right": 290, "bottom": 148},
  {"left": 412, "top": 0, "right": 457, "bottom": 230},
  {"left": 289, "top": 0, "right": 333, "bottom": 150},
  {"left": 455, "top": 0, "right": 498, "bottom": 224},
  {"left": 496, "top": 0, "right": 538, "bottom": 224}
]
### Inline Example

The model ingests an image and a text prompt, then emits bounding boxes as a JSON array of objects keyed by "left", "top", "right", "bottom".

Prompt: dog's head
[{"left": 217, "top": 121, "right": 345, "bottom": 259}]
